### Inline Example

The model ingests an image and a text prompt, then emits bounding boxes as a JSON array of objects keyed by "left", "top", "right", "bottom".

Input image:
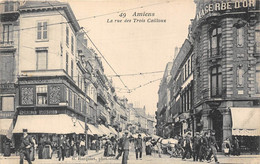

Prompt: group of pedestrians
[
  {"left": 19, "top": 129, "right": 87, "bottom": 164},
  {"left": 181, "top": 130, "right": 219, "bottom": 163}
]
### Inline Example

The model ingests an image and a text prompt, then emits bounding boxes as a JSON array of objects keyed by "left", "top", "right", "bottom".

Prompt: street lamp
[{"left": 71, "top": 114, "right": 77, "bottom": 126}]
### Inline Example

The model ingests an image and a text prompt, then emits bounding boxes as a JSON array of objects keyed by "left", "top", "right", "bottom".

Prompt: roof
[{"left": 19, "top": 1, "right": 80, "bottom": 32}]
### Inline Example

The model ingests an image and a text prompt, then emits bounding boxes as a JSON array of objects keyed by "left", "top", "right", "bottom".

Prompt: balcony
[
  {"left": 0, "top": 2, "right": 20, "bottom": 21},
  {"left": 0, "top": 41, "right": 14, "bottom": 48}
]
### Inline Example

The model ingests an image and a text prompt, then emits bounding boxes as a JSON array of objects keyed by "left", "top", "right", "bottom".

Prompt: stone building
[
  {"left": 0, "top": 0, "right": 20, "bottom": 154},
  {"left": 191, "top": 0, "right": 260, "bottom": 151}
]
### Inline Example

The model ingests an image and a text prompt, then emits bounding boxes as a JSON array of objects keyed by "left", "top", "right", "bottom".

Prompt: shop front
[{"left": 230, "top": 107, "right": 260, "bottom": 153}]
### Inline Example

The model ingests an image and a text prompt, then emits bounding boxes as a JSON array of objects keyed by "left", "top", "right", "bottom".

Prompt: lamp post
[{"left": 71, "top": 114, "right": 76, "bottom": 126}]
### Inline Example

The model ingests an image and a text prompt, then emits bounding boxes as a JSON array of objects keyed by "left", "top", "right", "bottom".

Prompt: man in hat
[
  {"left": 20, "top": 129, "right": 33, "bottom": 164},
  {"left": 134, "top": 134, "right": 143, "bottom": 160},
  {"left": 206, "top": 130, "right": 219, "bottom": 163},
  {"left": 122, "top": 131, "right": 130, "bottom": 164},
  {"left": 115, "top": 133, "right": 124, "bottom": 160},
  {"left": 192, "top": 132, "right": 201, "bottom": 161},
  {"left": 182, "top": 132, "right": 192, "bottom": 161}
]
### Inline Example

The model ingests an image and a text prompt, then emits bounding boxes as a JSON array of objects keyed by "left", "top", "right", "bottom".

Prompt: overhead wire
[{"left": 2, "top": 0, "right": 172, "bottom": 34}]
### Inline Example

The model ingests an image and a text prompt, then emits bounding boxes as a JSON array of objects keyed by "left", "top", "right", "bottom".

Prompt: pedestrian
[
  {"left": 38, "top": 135, "right": 44, "bottom": 159},
  {"left": 222, "top": 138, "right": 231, "bottom": 156},
  {"left": 145, "top": 138, "right": 152, "bottom": 155},
  {"left": 65, "top": 137, "right": 70, "bottom": 158},
  {"left": 79, "top": 138, "right": 85, "bottom": 156},
  {"left": 42, "top": 136, "right": 52, "bottom": 159},
  {"left": 122, "top": 131, "right": 130, "bottom": 164},
  {"left": 19, "top": 129, "right": 33, "bottom": 164},
  {"left": 206, "top": 130, "right": 219, "bottom": 163},
  {"left": 29, "top": 135, "right": 36, "bottom": 161},
  {"left": 115, "top": 134, "right": 124, "bottom": 160},
  {"left": 134, "top": 134, "right": 143, "bottom": 160},
  {"left": 192, "top": 132, "right": 201, "bottom": 161},
  {"left": 103, "top": 137, "right": 108, "bottom": 157},
  {"left": 155, "top": 138, "right": 162, "bottom": 158},
  {"left": 58, "top": 134, "right": 66, "bottom": 161},
  {"left": 199, "top": 132, "right": 208, "bottom": 162},
  {"left": 182, "top": 132, "right": 192, "bottom": 161},
  {"left": 233, "top": 137, "right": 240, "bottom": 156}
]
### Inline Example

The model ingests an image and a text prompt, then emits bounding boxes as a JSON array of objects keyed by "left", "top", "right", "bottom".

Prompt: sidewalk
[{"left": 0, "top": 149, "right": 104, "bottom": 160}]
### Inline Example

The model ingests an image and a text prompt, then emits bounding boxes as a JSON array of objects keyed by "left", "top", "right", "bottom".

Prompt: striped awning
[{"left": 231, "top": 107, "right": 260, "bottom": 136}]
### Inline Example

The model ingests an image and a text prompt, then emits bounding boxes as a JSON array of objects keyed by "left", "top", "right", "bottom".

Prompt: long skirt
[
  {"left": 42, "top": 145, "right": 51, "bottom": 159},
  {"left": 29, "top": 147, "right": 35, "bottom": 161},
  {"left": 79, "top": 146, "right": 85, "bottom": 156}
]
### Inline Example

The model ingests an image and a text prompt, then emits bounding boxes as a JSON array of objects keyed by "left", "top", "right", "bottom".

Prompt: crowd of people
[{"left": 18, "top": 128, "right": 242, "bottom": 164}]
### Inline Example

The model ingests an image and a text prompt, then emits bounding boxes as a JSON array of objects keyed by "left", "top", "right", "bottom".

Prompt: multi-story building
[
  {"left": 157, "top": 0, "right": 260, "bottom": 153},
  {"left": 191, "top": 0, "right": 260, "bottom": 151},
  {"left": 168, "top": 39, "right": 193, "bottom": 138},
  {"left": 156, "top": 62, "right": 172, "bottom": 137},
  {"left": 0, "top": 0, "right": 20, "bottom": 154}
]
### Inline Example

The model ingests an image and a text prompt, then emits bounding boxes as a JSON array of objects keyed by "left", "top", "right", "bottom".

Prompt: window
[
  {"left": 185, "top": 64, "right": 187, "bottom": 79},
  {"left": 237, "top": 64, "right": 244, "bottom": 87},
  {"left": 188, "top": 59, "right": 190, "bottom": 75},
  {"left": 2, "top": 97, "right": 14, "bottom": 111},
  {"left": 2, "top": 24, "right": 13, "bottom": 44},
  {"left": 71, "top": 60, "right": 74, "bottom": 78},
  {"left": 237, "top": 27, "right": 244, "bottom": 47},
  {"left": 0, "top": 53, "right": 14, "bottom": 83},
  {"left": 71, "top": 35, "right": 74, "bottom": 54},
  {"left": 66, "top": 52, "right": 68, "bottom": 73},
  {"left": 256, "top": 24, "right": 260, "bottom": 54},
  {"left": 71, "top": 92, "right": 74, "bottom": 108},
  {"left": 4, "top": 1, "right": 14, "bottom": 12},
  {"left": 209, "top": 27, "right": 222, "bottom": 57},
  {"left": 256, "top": 63, "right": 260, "bottom": 94},
  {"left": 211, "top": 66, "right": 222, "bottom": 97},
  {"left": 36, "top": 85, "right": 48, "bottom": 105},
  {"left": 66, "top": 26, "right": 69, "bottom": 46},
  {"left": 37, "top": 21, "right": 47, "bottom": 40},
  {"left": 36, "top": 50, "right": 47, "bottom": 70}
]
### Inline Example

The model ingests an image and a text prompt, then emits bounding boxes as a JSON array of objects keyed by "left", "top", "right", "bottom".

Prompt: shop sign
[
  {"left": 0, "top": 112, "right": 14, "bottom": 118},
  {"left": 19, "top": 79, "right": 62, "bottom": 85},
  {"left": 39, "top": 110, "right": 58, "bottom": 115},
  {"left": 196, "top": 0, "right": 256, "bottom": 20},
  {"left": 19, "top": 110, "right": 37, "bottom": 115},
  {"left": 0, "top": 83, "right": 15, "bottom": 93}
]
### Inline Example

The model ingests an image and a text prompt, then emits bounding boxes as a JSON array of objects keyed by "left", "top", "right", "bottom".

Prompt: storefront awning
[
  {"left": 108, "top": 126, "right": 117, "bottom": 135},
  {"left": 12, "top": 114, "right": 84, "bottom": 134},
  {"left": 0, "top": 119, "right": 13, "bottom": 138},
  {"left": 98, "top": 124, "right": 113, "bottom": 136},
  {"left": 87, "top": 123, "right": 103, "bottom": 136},
  {"left": 231, "top": 107, "right": 260, "bottom": 136}
]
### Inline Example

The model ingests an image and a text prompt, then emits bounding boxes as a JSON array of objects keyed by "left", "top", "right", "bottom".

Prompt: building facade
[{"left": 157, "top": 0, "right": 260, "bottom": 152}]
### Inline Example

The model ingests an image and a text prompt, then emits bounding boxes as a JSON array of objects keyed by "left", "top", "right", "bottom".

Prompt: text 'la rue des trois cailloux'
[{"left": 107, "top": 12, "right": 166, "bottom": 23}]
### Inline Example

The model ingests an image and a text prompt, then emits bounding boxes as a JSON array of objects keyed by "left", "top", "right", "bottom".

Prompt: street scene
[{"left": 0, "top": 0, "right": 260, "bottom": 164}]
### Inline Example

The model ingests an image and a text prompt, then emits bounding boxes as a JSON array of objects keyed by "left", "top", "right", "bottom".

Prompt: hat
[
  {"left": 211, "top": 130, "right": 216, "bottom": 133},
  {"left": 23, "top": 129, "right": 28, "bottom": 132},
  {"left": 124, "top": 130, "right": 129, "bottom": 134},
  {"left": 196, "top": 132, "right": 200, "bottom": 135}
]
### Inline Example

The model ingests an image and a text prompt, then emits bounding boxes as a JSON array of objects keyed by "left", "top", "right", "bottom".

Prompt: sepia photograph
[{"left": 0, "top": 0, "right": 259, "bottom": 163}]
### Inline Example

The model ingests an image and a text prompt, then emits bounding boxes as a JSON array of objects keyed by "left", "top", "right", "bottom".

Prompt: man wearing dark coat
[
  {"left": 192, "top": 132, "right": 201, "bottom": 161},
  {"left": 19, "top": 129, "right": 33, "bottom": 164},
  {"left": 134, "top": 134, "right": 143, "bottom": 160},
  {"left": 122, "top": 131, "right": 130, "bottom": 164},
  {"left": 206, "top": 130, "right": 219, "bottom": 163},
  {"left": 115, "top": 134, "right": 124, "bottom": 160},
  {"left": 58, "top": 134, "right": 66, "bottom": 161},
  {"left": 182, "top": 132, "right": 192, "bottom": 161}
]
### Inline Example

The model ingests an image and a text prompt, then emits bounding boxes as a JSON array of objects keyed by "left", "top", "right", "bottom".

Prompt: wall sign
[{"left": 196, "top": 0, "right": 256, "bottom": 20}]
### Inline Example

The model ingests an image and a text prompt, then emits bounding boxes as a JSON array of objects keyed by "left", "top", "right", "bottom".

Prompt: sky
[{"left": 67, "top": 0, "right": 196, "bottom": 115}]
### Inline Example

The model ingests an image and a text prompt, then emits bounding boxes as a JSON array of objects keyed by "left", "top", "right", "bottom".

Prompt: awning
[
  {"left": 108, "top": 126, "right": 117, "bottom": 135},
  {"left": 12, "top": 114, "right": 84, "bottom": 134},
  {"left": 231, "top": 107, "right": 260, "bottom": 136},
  {"left": 98, "top": 124, "right": 113, "bottom": 136},
  {"left": 87, "top": 123, "right": 103, "bottom": 136},
  {"left": 0, "top": 119, "right": 13, "bottom": 138}
]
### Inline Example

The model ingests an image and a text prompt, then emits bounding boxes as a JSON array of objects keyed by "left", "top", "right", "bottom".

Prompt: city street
[{"left": 1, "top": 150, "right": 260, "bottom": 164}]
